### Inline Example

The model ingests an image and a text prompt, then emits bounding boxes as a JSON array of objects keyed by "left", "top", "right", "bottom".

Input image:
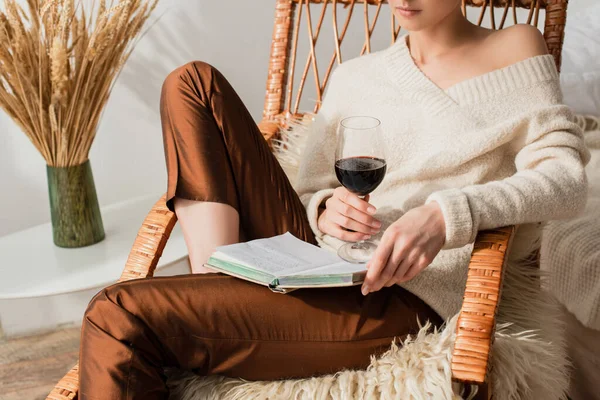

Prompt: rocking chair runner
[{"left": 47, "top": 0, "right": 569, "bottom": 399}]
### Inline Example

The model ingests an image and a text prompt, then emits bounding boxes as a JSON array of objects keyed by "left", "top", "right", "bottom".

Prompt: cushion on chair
[{"left": 164, "top": 117, "right": 573, "bottom": 400}]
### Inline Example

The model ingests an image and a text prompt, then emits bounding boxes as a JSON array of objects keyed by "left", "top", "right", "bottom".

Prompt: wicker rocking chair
[{"left": 47, "top": 0, "right": 569, "bottom": 399}]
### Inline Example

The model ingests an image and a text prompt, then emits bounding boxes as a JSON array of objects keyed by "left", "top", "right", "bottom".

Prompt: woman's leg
[
  {"left": 172, "top": 199, "right": 241, "bottom": 273},
  {"left": 160, "top": 61, "right": 315, "bottom": 272},
  {"left": 79, "top": 273, "right": 442, "bottom": 400}
]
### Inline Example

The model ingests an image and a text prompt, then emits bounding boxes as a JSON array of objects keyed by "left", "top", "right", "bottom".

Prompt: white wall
[
  {"left": 0, "top": 0, "right": 275, "bottom": 236},
  {"left": 0, "top": 0, "right": 596, "bottom": 237}
]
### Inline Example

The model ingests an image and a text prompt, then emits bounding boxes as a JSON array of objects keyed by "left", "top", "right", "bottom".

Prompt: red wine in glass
[
  {"left": 335, "top": 116, "right": 387, "bottom": 263},
  {"left": 335, "top": 156, "right": 387, "bottom": 197}
]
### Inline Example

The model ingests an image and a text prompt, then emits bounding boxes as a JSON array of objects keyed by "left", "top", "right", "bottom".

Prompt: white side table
[{"left": 0, "top": 195, "right": 190, "bottom": 338}]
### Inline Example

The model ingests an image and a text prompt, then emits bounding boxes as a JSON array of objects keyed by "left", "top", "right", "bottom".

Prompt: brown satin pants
[{"left": 78, "top": 61, "right": 443, "bottom": 400}]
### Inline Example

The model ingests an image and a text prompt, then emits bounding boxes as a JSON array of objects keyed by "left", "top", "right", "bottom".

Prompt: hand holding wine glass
[
  {"left": 330, "top": 116, "right": 387, "bottom": 263},
  {"left": 317, "top": 187, "right": 382, "bottom": 243}
]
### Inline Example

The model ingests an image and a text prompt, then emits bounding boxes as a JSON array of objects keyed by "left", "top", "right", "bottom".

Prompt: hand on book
[{"left": 361, "top": 201, "right": 446, "bottom": 296}]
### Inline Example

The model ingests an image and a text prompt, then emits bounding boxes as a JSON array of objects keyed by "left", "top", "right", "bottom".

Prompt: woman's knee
[
  {"left": 83, "top": 282, "right": 131, "bottom": 324},
  {"left": 161, "top": 61, "right": 221, "bottom": 97}
]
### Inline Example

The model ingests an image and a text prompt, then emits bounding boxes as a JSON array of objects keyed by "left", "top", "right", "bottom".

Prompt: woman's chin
[{"left": 394, "top": 17, "right": 430, "bottom": 32}]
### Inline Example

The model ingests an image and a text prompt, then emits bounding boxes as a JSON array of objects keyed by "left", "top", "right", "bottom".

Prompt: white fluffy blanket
[{"left": 165, "top": 118, "right": 571, "bottom": 400}]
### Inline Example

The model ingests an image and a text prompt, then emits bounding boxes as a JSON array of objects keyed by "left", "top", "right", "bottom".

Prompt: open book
[{"left": 204, "top": 232, "right": 367, "bottom": 293}]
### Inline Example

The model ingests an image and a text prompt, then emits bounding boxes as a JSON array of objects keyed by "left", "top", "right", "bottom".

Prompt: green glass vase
[{"left": 46, "top": 160, "right": 105, "bottom": 248}]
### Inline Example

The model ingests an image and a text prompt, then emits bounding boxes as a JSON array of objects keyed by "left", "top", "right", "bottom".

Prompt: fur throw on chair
[{"left": 165, "top": 117, "right": 571, "bottom": 400}]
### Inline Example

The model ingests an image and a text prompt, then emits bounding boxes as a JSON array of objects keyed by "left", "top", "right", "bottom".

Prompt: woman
[{"left": 78, "top": 1, "right": 590, "bottom": 398}]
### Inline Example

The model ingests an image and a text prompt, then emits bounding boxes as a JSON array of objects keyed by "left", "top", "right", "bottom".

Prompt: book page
[
  {"left": 213, "top": 232, "right": 362, "bottom": 277},
  {"left": 289, "top": 261, "right": 367, "bottom": 276}
]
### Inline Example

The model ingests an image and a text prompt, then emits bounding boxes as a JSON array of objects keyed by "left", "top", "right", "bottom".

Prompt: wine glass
[{"left": 335, "top": 116, "right": 387, "bottom": 263}]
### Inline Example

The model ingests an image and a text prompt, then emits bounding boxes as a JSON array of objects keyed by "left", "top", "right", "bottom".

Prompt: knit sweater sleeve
[
  {"left": 426, "top": 81, "right": 591, "bottom": 250},
  {"left": 294, "top": 70, "right": 345, "bottom": 240}
]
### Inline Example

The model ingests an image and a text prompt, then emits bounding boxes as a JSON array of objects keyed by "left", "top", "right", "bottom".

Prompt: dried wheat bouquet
[{"left": 0, "top": 0, "right": 157, "bottom": 167}]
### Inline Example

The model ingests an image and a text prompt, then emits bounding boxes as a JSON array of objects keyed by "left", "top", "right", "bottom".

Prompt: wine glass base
[{"left": 337, "top": 241, "right": 377, "bottom": 263}]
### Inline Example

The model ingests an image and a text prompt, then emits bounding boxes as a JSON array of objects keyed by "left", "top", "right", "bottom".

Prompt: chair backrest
[{"left": 262, "top": 0, "right": 568, "bottom": 122}]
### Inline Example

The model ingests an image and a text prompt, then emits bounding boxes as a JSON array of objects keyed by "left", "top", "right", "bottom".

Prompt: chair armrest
[
  {"left": 451, "top": 226, "right": 515, "bottom": 385},
  {"left": 258, "top": 119, "right": 281, "bottom": 144},
  {"left": 46, "top": 363, "right": 79, "bottom": 400},
  {"left": 46, "top": 195, "right": 177, "bottom": 400},
  {"left": 118, "top": 194, "right": 177, "bottom": 282}
]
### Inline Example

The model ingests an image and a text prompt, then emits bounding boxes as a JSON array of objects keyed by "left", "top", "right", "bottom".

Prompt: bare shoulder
[{"left": 485, "top": 24, "right": 549, "bottom": 68}]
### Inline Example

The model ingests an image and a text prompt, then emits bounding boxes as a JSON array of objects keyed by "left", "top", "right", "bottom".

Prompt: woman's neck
[{"left": 407, "top": 7, "right": 480, "bottom": 64}]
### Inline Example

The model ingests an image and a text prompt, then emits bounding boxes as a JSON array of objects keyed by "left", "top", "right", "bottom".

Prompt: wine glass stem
[
  {"left": 352, "top": 240, "right": 368, "bottom": 250},
  {"left": 351, "top": 194, "right": 370, "bottom": 250}
]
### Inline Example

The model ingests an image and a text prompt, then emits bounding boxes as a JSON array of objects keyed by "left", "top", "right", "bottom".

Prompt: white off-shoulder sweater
[{"left": 294, "top": 35, "right": 591, "bottom": 320}]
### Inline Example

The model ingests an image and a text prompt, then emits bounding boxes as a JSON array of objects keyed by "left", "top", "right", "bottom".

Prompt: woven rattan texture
[
  {"left": 452, "top": 226, "right": 515, "bottom": 384},
  {"left": 118, "top": 195, "right": 177, "bottom": 283},
  {"left": 263, "top": 0, "right": 567, "bottom": 123},
  {"left": 46, "top": 363, "right": 78, "bottom": 400}
]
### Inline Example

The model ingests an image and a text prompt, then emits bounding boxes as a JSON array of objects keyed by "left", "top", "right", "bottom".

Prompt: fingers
[
  {"left": 319, "top": 213, "right": 371, "bottom": 242},
  {"left": 327, "top": 209, "right": 379, "bottom": 235},
  {"left": 383, "top": 260, "right": 409, "bottom": 287},
  {"left": 320, "top": 187, "right": 381, "bottom": 241},
  {"left": 334, "top": 187, "right": 377, "bottom": 216},
  {"left": 375, "top": 255, "right": 402, "bottom": 291},
  {"left": 401, "top": 254, "right": 430, "bottom": 282},
  {"left": 357, "top": 202, "right": 446, "bottom": 295},
  {"left": 372, "top": 247, "right": 411, "bottom": 292},
  {"left": 383, "top": 249, "right": 420, "bottom": 287},
  {"left": 329, "top": 224, "right": 372, "bottom": 242},
  {"left": 362, "top": 235, "right": 394, "bottom": 295},
  {"left": 325, "top": 195, "right": 381, "bottom": 229},
  {"left": 362, "top": 234, "right": 422, "bottom": 294}
]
